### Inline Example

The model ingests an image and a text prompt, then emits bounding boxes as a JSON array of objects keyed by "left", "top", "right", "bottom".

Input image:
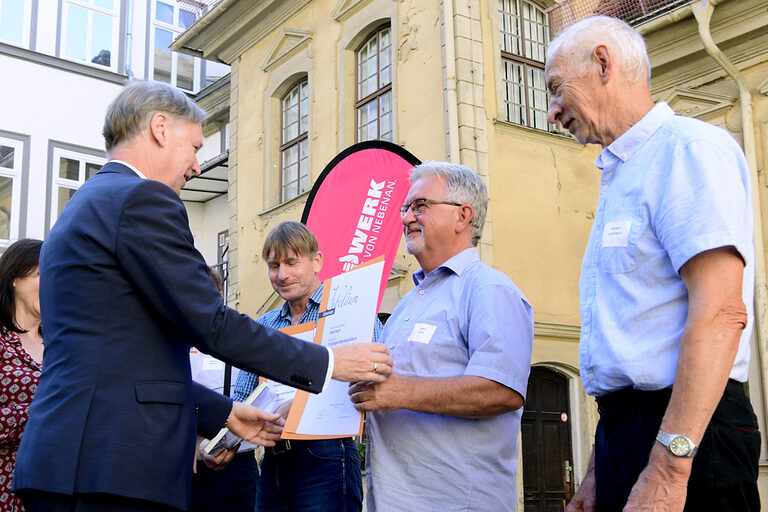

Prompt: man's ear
[
  {"left": 149, "top": 112, "right": 170, "bottom": 146},
  {"left": 593, "top": 45, "right": 612, "bottom": 84},
  {"left": 313, "top": 251, "right": 323, "bottom": 273},
  {"left": 456, "top": 204, "right": 474, "bottom": 235}
]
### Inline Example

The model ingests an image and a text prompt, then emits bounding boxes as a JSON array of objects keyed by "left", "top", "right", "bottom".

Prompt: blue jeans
[{"left": 255, "top": 437, "right": 362, "bottom": 512}]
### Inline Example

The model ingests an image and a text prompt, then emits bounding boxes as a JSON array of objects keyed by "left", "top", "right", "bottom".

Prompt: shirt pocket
[{"left": 599, "top": 209, "right": 643, "bottom": 273}]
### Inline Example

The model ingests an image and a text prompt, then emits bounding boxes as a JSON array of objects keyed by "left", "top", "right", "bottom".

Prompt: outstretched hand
[
  {"left": 225, "top": 401, "right": 285, "bottom": 447},
  {"left": 331, "top": 342, "right": 393, "bottom": 383}
]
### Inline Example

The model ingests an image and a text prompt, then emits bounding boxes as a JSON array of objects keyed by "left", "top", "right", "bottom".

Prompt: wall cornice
[{"left": 171, "top": 0, "right": 314, "bottom": 64}]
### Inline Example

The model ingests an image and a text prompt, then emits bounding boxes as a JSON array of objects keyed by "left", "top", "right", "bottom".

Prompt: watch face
[{"left": 669, "top": 436, "right": 691, "bottom": 456}]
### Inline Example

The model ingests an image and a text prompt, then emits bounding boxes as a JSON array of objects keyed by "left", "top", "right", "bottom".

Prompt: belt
[
  {"left": 596, "top": 378, "right": 745, "bottom": 415},
  {"left": 267, "top": 439, "right": 292, "bottom": 455}
]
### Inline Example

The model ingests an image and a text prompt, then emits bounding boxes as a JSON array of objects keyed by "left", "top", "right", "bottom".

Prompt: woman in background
[{"left": 0, "top": 239, "right": 43, "bottom": 511}]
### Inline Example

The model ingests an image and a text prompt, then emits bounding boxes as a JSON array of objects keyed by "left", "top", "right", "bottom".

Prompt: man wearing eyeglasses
[{"left": 349, "top": 161, "right": 534, "bottom": 512}]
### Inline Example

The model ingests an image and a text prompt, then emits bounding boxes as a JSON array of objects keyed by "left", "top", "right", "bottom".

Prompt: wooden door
[{"left": 522, "top": 367, "right": 574, "bottom": 512}]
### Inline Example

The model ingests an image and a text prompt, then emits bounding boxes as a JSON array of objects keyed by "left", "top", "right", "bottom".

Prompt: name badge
[
  {"left": 202, "top": 357, "right": 225, "bottom": 371},
  {"left": 408, "top": 323, "right": 437, "bottom": 344},
  {"left": 602, "top": 220, "right": 632, "bottom": 248}
]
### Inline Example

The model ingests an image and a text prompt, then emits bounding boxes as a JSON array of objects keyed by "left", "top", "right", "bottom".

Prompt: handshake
[{"left": 203, "top": 342, "right": 393, "bottom": 469}]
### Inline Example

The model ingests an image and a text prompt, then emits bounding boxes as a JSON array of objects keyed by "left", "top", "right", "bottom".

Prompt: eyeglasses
[{"left": 400, "top": 198, "right": 462, "bottom": 216}]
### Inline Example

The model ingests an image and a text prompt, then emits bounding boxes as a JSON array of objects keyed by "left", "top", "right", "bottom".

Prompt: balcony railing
[{"left": 547, "top": 0, "right": 695, "bottom": 36}]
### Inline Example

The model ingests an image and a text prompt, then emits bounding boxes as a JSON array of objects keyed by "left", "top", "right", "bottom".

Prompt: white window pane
[
  {"left": 57, "top": 187, "right": 77, "bottom": 218},
  {"left": 59, "top": 157, "right": 79, "bottom": 180},
  {"left": 299, "top": 82, "right": 308, "bottom": 134},
  {"left": 177, "top": 52, "right": 194, "bottom": 90},
  {"left": 0, "top": 176, "right": 13, "bottom": 239},
  {"left": 65, "top": 5, "right": 88, "bottom": 61},
  {"left": 499, "top": 0, "right": 521, "bottom": 55},
  {"left": 205, "top": 61, "right": 230, "bottom": 87},
  {"left": 0, "top": 0, "right": 24, "bottom": 44},
  {"left": 0, "top": 145, "right": 14, "bottom": 170},
  {"left": 154, "top": 28, "right": 173, "bottom": 84},
  {"left": 503, "top": 60, "right": 524, "bottom": 124},
  {"left": 85, "top": 162, "right": 100, "bottom": 180},
  {"left": 527, "top": 66, "right": 549, "bottom": 130},
  {"left": 90, "top": 12, "right": 112, "bottom": 67},
  {"left": 299, "top": 138, "right": 309, "bottom": 193},
  {"left": 94, "top": 0, "right": 114, "bottom": 10},
  {"left": 156, "top": 1, "right": 173, "bottom": 24},
  {"left": 179, "top": 8, "right": 196, "bottom": 29}
]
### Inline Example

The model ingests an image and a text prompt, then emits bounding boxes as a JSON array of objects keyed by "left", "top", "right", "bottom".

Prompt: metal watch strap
[{"left": 656, "top": 430, "right": 698, "bottom": 458}]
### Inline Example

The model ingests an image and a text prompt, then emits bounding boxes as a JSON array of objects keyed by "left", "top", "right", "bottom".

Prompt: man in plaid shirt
[{"left": 234, "top": 221, "right": 382, "bottom": 512}]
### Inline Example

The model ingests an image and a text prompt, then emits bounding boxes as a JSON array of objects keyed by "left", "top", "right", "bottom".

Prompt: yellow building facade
[{"left": 175, "top": 0, "right": 768, "bottom": 509}]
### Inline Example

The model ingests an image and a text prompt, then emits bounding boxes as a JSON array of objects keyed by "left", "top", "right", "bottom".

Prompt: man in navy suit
[{"left": 14, "top": 80, "right": 392, "bottom": 511}]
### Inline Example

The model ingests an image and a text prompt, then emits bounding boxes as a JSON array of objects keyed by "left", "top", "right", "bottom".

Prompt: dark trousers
[
  {"left": 17, "top": 490, "right": 183, "bottom": 511},
  {"left": 190, "top": 450, "right": 259, "bottom": 512},
  {"left": 256, "top": 437, "right": 362, "bottom": 512},
  {"left": 594, "top": 379, "right": 760, "bottom": 512}
]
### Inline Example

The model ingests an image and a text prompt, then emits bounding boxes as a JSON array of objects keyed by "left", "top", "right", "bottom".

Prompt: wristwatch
[{"left": 656, "top": 430, "right": 698, "bottom": 458}]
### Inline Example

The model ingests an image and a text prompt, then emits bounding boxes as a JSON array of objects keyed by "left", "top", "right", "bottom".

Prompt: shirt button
[
  {"left": 419, "top": 290, "right": 424, "bottom": 295},
  {"left": 389, "top": 344, "right": 395, "bottom": 349},
  {"left": 404, "top": 316, "right": 410, "bottom": 321}
]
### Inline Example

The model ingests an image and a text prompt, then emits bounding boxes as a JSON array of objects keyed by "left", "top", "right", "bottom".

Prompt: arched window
[
  {"left": 280, "top": 79, "right": 309, "bottom": 202},
  {"left": 355, "top": 25, "right": 392, "bottom": 142},
  {"left": 499, "top": 0, "right": 550, "bottom": 130}
]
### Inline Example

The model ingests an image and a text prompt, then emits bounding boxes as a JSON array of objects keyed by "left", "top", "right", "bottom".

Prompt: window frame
[
  {"left": 149, "top": 0, "right": 201, "bottom": 92},
  {"left": 0, "top": 0, "right": 32, "bottom": 48},
  {"left": 48, "top": 146, "right": 105, "bottom": 231},
  {"left": 0, "top": 135, "right": 24, "bottom": 247},
  {"left": 354, "top": 24, "right": 393, "bottom": 143},
  {"left": 279, "top": 79, "right": 309, "bottom": 203},
  {"left": 499, "top": 0, "right": 552, "bottom": 131},
  {"left": 60, "top": 0, "right": 120, "bottom": 72}
]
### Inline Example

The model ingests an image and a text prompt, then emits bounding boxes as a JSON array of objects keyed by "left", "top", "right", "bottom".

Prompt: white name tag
[
  {"left": 201, "top": 357, "right": 225, "bottom": 371},
  {"left": 408, "top": 323, "right": 437, "bottom": 344},
  {"left": 602, "top": 220, "right": 632, "bottom": 248}
]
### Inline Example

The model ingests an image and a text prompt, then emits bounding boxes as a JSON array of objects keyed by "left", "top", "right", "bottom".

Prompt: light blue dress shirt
[
  {"left": 366, "top": 248, "right": 533, "bottom": 512},
  {"left": 579, "top": 102, "right": 754, "bottom": 397}
]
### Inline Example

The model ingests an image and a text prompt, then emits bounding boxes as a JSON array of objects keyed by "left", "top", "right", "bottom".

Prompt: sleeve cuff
[{"left": 322, "top": 346, "right": 334, "bottom": 391}]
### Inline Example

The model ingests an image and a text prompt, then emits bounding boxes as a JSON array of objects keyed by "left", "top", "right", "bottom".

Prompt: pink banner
[{"left": 302, "top": 141, "right": 419, "bottom": 311}]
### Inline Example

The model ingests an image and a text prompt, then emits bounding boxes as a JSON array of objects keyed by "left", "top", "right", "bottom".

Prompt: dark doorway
[{"left": 522, "top": 367, "right": 575, "bottom": 512}]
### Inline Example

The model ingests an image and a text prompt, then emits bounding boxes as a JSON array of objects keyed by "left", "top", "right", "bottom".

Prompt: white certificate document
[{"left": 283, "top": 257, "right": 384, "bottom": 439}]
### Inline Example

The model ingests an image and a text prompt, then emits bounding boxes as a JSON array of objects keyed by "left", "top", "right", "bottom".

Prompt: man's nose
[
  {"left": 192, "top": 158, "right": 201, "bottom": 176},
  {"left": 401, "top": 206, "right": 416, "bottom": 226},
  {"left": 547, "top": 100, "right": 561, "bottom": 125}
]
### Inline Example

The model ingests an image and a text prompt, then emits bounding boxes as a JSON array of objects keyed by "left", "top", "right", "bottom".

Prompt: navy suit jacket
[{"left": 14, "top": 163, "right": 329, "bottom": 510}]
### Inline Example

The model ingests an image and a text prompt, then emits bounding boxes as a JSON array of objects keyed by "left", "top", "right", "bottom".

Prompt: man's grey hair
[
  {"left": 103, "top": 80, "right": 206, "bottom": 153},
  {"left": 410, "top": 161, "right": 488, "bottom": 246},
  {"left": 547, "top": 15, "right": 651, "bottom": 87}
]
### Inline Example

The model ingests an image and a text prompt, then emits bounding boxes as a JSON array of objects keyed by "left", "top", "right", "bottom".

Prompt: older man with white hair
[
  {"left": 546, "top": 15, "right": 759, "bottom": 512},
  {"left": 350, "top": 161, "right": 534, "bottom": 511}
]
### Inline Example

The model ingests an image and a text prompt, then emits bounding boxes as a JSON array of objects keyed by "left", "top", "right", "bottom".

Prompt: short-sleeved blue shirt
[
  {"left": 366, "top": 248, "right": 533, "bottom": 511},
  {"left": 579, "top": 102, "right": 754, "bottom": 397}
]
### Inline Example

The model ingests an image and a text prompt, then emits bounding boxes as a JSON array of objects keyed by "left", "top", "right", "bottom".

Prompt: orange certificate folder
[{"left": 282, "top": 256, "right": 385, "bottom": 440}]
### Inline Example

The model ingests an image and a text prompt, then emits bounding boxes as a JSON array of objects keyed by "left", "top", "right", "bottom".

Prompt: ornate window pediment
[
  {"left": 660, "top": 87, "right": 736, "bottom": 120},
  {"left": 332, "top": 0, "right": 370, "bottom": 22},
  {"left": 261, "top": 28, "right": 313, "bottom": 72}
]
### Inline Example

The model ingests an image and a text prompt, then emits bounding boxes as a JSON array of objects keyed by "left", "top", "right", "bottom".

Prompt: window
[
  {"left": 280, "top": 80, "right": 309, "bottom": 202},
  {"left": 61, "top": 0, "right": 120, "bottom": 71},
  {"left": 50, "top": 147, "right": 105, "bottom": 228},
  {"left": 0, "top": 0, "right": 32, "bottom": 47},
  {"left": 151, "top": 0, "right": 200, "bottom": 91},
  {"left": 356, "top": 26, "right": 392, "bottom": 142},
  {"left": 0, "top": 136, "right": 23, "bottom": 246},
  {"left": 499, "top": 0, "right": 551, "bottom": 130}
]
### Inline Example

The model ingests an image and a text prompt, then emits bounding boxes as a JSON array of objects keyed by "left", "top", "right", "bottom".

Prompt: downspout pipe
[
  {"left": 690, "top": 0, "right": 768, "bottom": 429},
  {"left": 441, "top": 0, "right": 461, "bottom": 163}
]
